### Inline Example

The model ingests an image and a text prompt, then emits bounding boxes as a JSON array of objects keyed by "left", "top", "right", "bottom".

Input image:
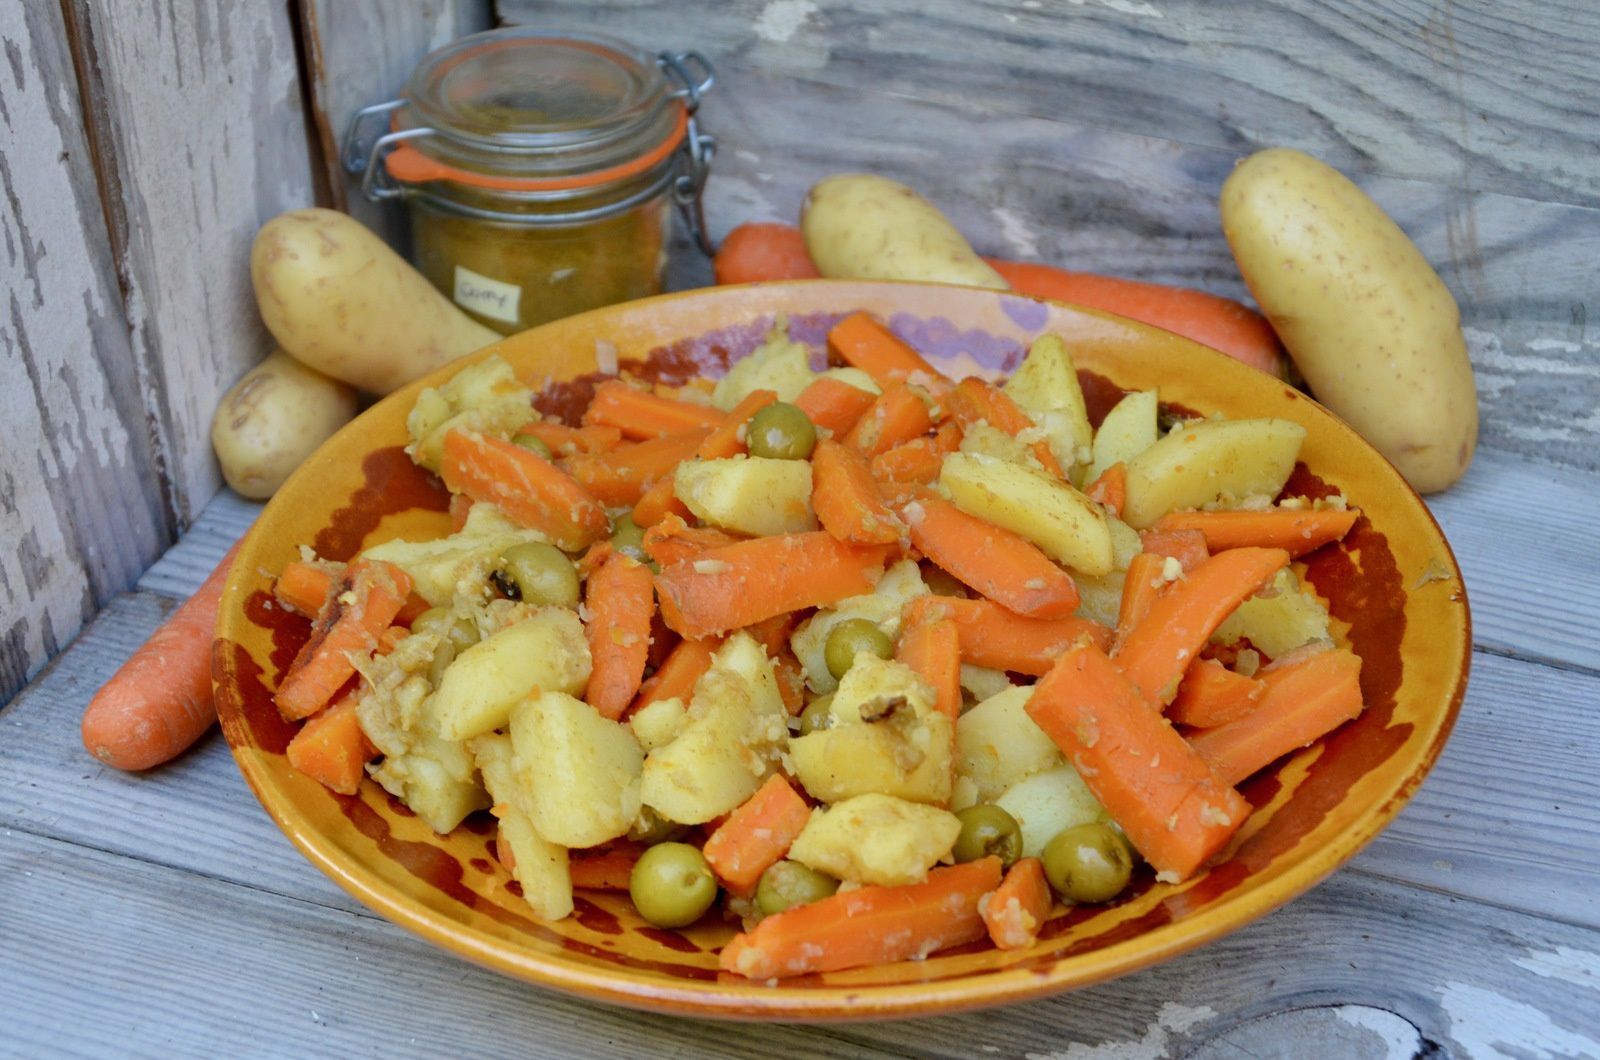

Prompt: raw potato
[
  {"left": 252, "top": 208, "right": 500, "bottom": 394},
  {"left": 1221, "top": 149, "right": 1478, "bottom": 492},
  {"left": 801, "top": 174, "right": 1008, "bottom": 289},
  {"left": 210, "top": 350, "right": 358, "bottom": 499},
  {"left": 429, "top": 609, "right": 592, "bottom": 741},
  {"left": 939, "top": 452, "right": 1114, "bottom": 575},
  {"left": 788, "top": 794, "right": 962, "bottom": 887},
  {"left": 1121, "top": 418, "right": 1306, "bottom": 529},
  {"left": 675, "top": 456, "right": 817, "bottom": 537},
  {"left": 511, "top": 691, "right": 642, "bottom": 849},
  {"left": 1087, "top": 390, "right": 1159, "bottom": 483}
]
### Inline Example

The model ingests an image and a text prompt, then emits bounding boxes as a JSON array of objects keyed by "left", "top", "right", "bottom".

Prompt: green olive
[
  {"left": 798, "top": 693, "right": 836, "bottom": 734},
  {"left": 411, "top": 607, "right": 479, "bottom": 653},
  {"left": 823, "top": 619, "right": 894, "bottom": 680},
  {"left": 746, "top": 402, "right": 817, "bottom": 461},
  {"left": 496, "top": 542, "right": 580, "bottom": 607},
  {"left": 628, "top": 806, "right": 688, "bottom": 846},
  {"left": 628, "top": 842, "right": 719, "bottom": 928},
  {"left": 951, "top": 804, "right": 1023, "bottom": 869},
  {"left": 611, "top": 513, "right": 650, "bottom": 564},
  {"left": 1041, "top": 822, "right": 1134, "bottom": 904},
  {"left": 514, "top": 433, "right": 554, "bottom": 460},
  {"left": 755, "top": 860, "right": 839, "bottom": 916}
]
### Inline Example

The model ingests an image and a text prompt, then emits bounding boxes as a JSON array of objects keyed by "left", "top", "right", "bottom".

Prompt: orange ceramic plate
[{"left": 214, "top": 281, "right": 1469, "bottom": 1021}]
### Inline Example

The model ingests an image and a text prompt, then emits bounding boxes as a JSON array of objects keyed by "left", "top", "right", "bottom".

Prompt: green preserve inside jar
[{"left": 347, "top": 29, "right": 714, "bottom": 335}]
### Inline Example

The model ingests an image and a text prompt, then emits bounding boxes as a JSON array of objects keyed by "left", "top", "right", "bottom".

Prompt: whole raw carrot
[
  {"left": 811, "top": 439, "right": 906, "bottom": 545},
  {"left": 903, "top": 596, "right": 1111, "bottom": 675},
  {"left": 713, "top": 222, "right": 821, "bottom": 285},
  {"left": 654, "top": 533, "right": 893, "bottom": 639},
  {"left": 583, "top": 553, "right": 657, "bottom": 720},
  {"left": 440, "top": 429, "right": 609, "bottom": 551},
  {"left": 582, "top": 379, "right": 728, "bottom": 439},
  {"left": 702, "top": 774, "right": 813, "bottom": 896},
  {"left": 81, "top": 542, "right": 241, "bottom": 771},
  {"left": 1150, "top": 508, "right": 1359, "bottom": 558},
  {"left": 719, "top": 857, "right": 1002, "bottom": 978},
  {"left": 900, "top": 492, "right": 1079, "bottom": 618},
  {"left": 1027, "top": 642, "right": 1249, "bottom": 880}
]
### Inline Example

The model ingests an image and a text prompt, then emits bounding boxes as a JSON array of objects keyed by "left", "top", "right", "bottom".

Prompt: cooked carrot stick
[
  {"left": 582, "top": 379, "right": 727, "bottom": 439},
  {"left": 1167, "top": 658, "right": 1266, "bottom": 728},
  {"left": 702, "top": 775, "right": 813, "bottom": 897},
  {"left": 440, "top": 429, "right": 609, "bottom": 551},
  {"left": 812, "top": 439, "right": 906, "bottom": 545},
  {"left": 564, "top": 428, "right": 712, "bottom": 508},
  {"left": 1027, "top": 643, "right": 1249, "bottom": 881},
  {"left": 744, "top": 611, "right": 800, "bottom": 660},
  {"left": 1189, "top": 649, "right": 1364, "bottom": 786},
  {"left": 654, "top": 533, "right": 893, "bottom": 639},
  {"left": 80, "top": 542, "right": 242, "bottom": 771},
  {"left": 1138, "top": 528, "right": 1210, "bottom": 573},
  {"left": 285, "top": 691, "right": 376, "bottom": 795},
  {"left": 634, "top": 389, "right": 779, "bottom": 526},
  {"left": 629, "top": 477, "right": 693, "bottom": 528},
  {"left": 870, "top": 436, "right": 947, "bottom": 486},
  {"left": 1085, "top": 462, "right": 1126, "bottom": 516},
  {"left": 516, "top": 421, "right": 624, "bottom": 457},
  {"left": 1151, "top": 508, "right": 1360, "bottom": 558},
  {"left": 844, "top": 384, "right": 935, "bottom": 457},
  {"left": 1116, "top": 552, "right": 1168, "bottom": 647},
  {"left": 895, "top": 615, "right": 962, "bottom": 720},
  {"left": 583, "top": 553, "right": 656, "bottom": 720},
  {"left": 827, "top": 311, "right": 948, "bottom": 392},
  {"left": 903, "top": 596, "right": 1111, "bottom": 676},
  {"left": 719, "top": 857, "right": 1002, "bottom": 978},
  {"left": 274, "top": 559, "right": 338, "bottom": 616},
  {"left": 631, "top": 637, "right": 716, "bottom": 713},
  {"left": 901, "top": 492, "right": 1079, "bottom": 618},
  {"left": 1114, "top": 547, "right": 1289, "bottom": 705},
  {"left": 640, "top": 514, "right": 743, "bottom": 568},
  {"left": 276, "top": 559, "right": 413, "bottom": 722},
  {"left": 569, "top": 842, "right": 646, "bottom": 890},
  {"left": 713, "top": 222, "right": 822, "bottom": 285},
  {"left": 944, "top": 376, "right": 1065, "bottom": 478},
  {"left": 793, "top": 375, "right": 880, "bottom": 437},
  {"left": 981, "top": 857, "right": 1054, "bottom": 950},
  {"left": 986, "top": 260, "right": 1286, "bottom": 377},
  {"left": 448, "top": 492, "right": 475, "bottom": 532},
  {"left": 775, "top": 653, "right": 808, "bottom": 715}
]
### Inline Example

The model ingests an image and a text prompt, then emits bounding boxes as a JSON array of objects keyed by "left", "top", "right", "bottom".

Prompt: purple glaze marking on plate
[
  {"left": 1001, "top": 296, "right": 1049, "bottom": 333},
  {"left": 889, "top": 313, "right": 1025, "bottom": 373}
]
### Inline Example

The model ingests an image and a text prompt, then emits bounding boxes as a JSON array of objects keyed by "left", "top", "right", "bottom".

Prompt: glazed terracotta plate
[{"left": 214, "top": 280, "right": 1469, "bottom": 1021}]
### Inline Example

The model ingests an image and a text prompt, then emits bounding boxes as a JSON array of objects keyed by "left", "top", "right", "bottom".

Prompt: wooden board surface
[{"left": 0, "top": 2, "right": 171, "bottom": 703}]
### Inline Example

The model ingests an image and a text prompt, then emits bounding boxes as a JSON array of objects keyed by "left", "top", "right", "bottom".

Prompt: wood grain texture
[
  {"left": 65, "top": 0, "right": 318, "bottom": 527},
  {"left": 501, "top": 1, "right": 1600, "bottom": 474},
  {"left": 0, "top": 2, "right": 171, "bottom": 704},
  {"left": 298, "top": 0, "right": 492, "bottom": 249}
]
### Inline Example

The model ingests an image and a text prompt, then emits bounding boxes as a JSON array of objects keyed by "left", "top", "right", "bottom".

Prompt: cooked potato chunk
[
  {"left": 939, "top": 452, "right": 1114, "bottom": 575},
  {"left": 470, "top": 733, "right": 572, "bottom": 921},
  {"left": 511, "top": 691, "right": 642, "bottom": 849},
  {"left": 405, "top": 356, "right": 535, "bottom": 472},
  {"left": 362, "top": 502, "right": 550, "bottom": 606},
  {"left": 675, "top": 455, "right": 817, "bottom": 537},
  {"left": 640, "top": 633, "right": 789, "bottom": 824},
  {"left": 958, "top": 422, "right": 1046, "bottom": 471},
  {"left": 711, "top": 322, "right": 818, "bottom": 409},
  {"left": 1212, "top": 567, "right": 1333, "bottom": 658},
  {"left": 788, "top": 794, "right": 962, "bottom": 887},
  {"left": 825, "top": 655, "right": 937, "bottom": 725},
  {"left": 789, "top": 710, "right": 954, "bottom": 805},
  {"left": 1073, "top": 570, "right": 1126, "bottom": 628},
  {"left": 628, "top": 697, "right": 688, "bottom": 752},
  {"left": 792, "top": 559, "right": 928, "bottom": 693},
  {"left": 1087, "top": 389, "right": 1159, "bottom": 482},
  {"left": 429, "top": 608, "right": 591, "bottom": 741},
  {"left": 959, "top": 664, "right": 1014, "bottom": 703},
  {"left": 995, "top": 764, "right": 1111, "bottom": 857},
  {"left": 1121, "top": 418, "right": 1306, "bottom": 528},
  {"left": 1003, "top": 335, "right": 1094, "bottom": 474},
  {"left": 956, "top": 686, "right": 1064, "bottom": 802}
]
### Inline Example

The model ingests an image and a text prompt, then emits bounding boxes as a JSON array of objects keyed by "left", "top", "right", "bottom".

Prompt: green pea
[
  {"left": 628, "top": 842, "right": 719, "bottom": 928},
  {"left": 611, "top": 513, "right": 650, "bottom": 564},
  {"left": 755, "top": 860, "right": 840, "bottom": 916},
  {"left": 746, "top": 402, "right": 817, "bottom": 461},
  {"left": 798, "top": 694, "right": 836, "bottom": 734},
  {"left": 951, "top": 804, "right": 1023, "bottom": 869},
  {"left": 496, "top": 542, "right": 580, "bottom": 607},
  {"left": 823, "top": 618, "right": 893, "bottom": 680},
  {"left": 1041, "top": 822, "right": 1134, "bottom": 904},
  {"left": 514, "top": 434, "right": 554, "bottom": 460}
]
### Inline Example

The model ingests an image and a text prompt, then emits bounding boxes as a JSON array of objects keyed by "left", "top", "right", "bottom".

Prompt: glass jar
[{"left": 343, "top": 29, "right": 715, "bottom": 335}]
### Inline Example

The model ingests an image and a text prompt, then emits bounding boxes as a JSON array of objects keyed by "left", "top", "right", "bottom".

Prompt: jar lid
[{"left": 387, "top": 28, "right": 690, "bottom": 192}]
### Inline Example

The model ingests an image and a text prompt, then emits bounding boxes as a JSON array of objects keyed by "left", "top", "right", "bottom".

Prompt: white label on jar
[{"left": 453, "top": 265, "right": 522, "bottom": 325}]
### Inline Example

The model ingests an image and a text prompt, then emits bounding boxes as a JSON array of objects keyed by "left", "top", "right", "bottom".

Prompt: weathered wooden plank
[
  {"left": 500, "top": 0, "right": 1600, "bottom": 210},
  {"left": 0, "top": 2, "right": 171, "bottom": 704},
  {"left": 298, "top": 0, "right": 492, "bottom": 248},
  {"left": 135, "top": 490, "right": 262, "bottom": 600},
  {"left": 5, "top": 829, "right": 1599, "bottom": 1057},
  {"left": 65, "top": 0, "right": 319, "bottom": 526}
]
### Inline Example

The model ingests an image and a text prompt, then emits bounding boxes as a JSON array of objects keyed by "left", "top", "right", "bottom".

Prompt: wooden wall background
[{"left": 3, "top": 0, "right": 1595, "bottom": 703}]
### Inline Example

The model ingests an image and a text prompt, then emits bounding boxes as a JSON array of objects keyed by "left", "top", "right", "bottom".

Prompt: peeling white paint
[
  {"left": 1065, "top": 0, "right": 1165, "bottom": 18},
  {"left": 1331, "top": 1006, "right": 1422, "bottom": 1060},
  {"left": 1464, "top": 327, "right": 1599, "bottom": 378},
  {"left": 753, "top": 0, "right": 818, "bottom": 43},
  {"left": 992, "top": 206, "right": 1041, "bottom": 259},
  {"left": 1439, "top": 981, "right": 1600, "bottom": 1058},
  {"left": 1526, "top": 337, "right": 1586, "bottom": 354},
  {"left": 1024, "top": 1002, "right": 1214, "bottom": 1060},
  {"left": 1512, "top": 945, "right": 1600, "bottom": 992}
]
